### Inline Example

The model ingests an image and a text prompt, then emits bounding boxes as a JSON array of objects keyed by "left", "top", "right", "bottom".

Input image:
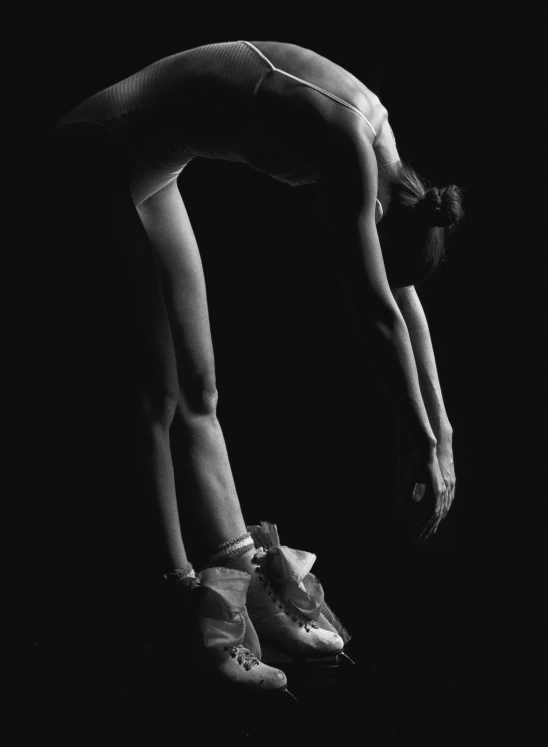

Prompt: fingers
[
  {"left": 411, "top": 479, "right": 457, "bottom": 541},
  {"left": 438, "top": 475, "right": 455, "bottom": 520},
  {"left": 419, "top": 513, "right": 439, "bottom": 540},
  {"left": 420, "top": 506, "right": 443, "bottom": 539},
  {"left": 449, "top": 483, "right": 456, "bottom": 509},
  {"left": 443, "top": 489, "right": 452, "bottom": 518},
  {"left": 440, "top": 493, "right": 449, "bottom": 521},
  {"left": 442, "top": 482, "right": 456, "bottom": 519},
  {"left": 419, "top": 514, "right": 437, "bottom": 540},
  {"left": 418, "top": 504, "right": 441, "bottom": 539},
  {"left": 419, "top": 485, "right": 449, "bottom": 539}
]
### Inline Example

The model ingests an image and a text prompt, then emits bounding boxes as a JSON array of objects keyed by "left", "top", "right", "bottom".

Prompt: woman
[{"left": 48, "top": 40, "right": 463, "bottom": 693}]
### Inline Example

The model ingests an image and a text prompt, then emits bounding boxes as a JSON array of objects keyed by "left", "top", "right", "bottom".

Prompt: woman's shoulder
[
  {"left": 250, "top": 41, "right": 382, "bottom": 143},
  {"left": 250, "top": 41, "right": 380, "bottom": 107}
]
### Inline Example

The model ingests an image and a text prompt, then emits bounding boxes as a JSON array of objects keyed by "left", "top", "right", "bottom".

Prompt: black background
[{"left": 3, "top": 4, "right": 545, "bottom": 745}]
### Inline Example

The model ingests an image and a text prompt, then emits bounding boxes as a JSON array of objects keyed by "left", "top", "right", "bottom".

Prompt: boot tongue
[
  {"left": 247, "top": 521, "right": 281, "bottom": 549},
  {"left": 198, "top": 567, "right": 251, "bottom": 620}
]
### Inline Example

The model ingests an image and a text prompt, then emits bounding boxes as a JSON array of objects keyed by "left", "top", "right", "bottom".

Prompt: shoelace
[
  {"left": 252, "top": 550, "right": 319, "bottom": 633},
  {"left": 226, "top": 645, "right": 261, "bottom": 671}
]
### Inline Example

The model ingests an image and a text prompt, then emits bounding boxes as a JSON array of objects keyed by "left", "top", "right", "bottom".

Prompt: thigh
[
  {"left": 136, "top": 180, "right": 217, "bottom": 406},
  {"left": 45, "top": 123, "right": 178, "bottom": 402}
]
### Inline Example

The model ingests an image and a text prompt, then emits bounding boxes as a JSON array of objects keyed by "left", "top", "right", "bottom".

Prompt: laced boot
[
  {"left": 151, "top": 565, "right": 287, "bottom": 692},
  {"left": 224, "top": 522, "right": 350, "bottom": 664}
]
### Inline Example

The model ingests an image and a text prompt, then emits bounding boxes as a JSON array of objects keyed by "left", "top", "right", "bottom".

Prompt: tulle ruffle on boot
[{"left": 224, "top": 522, "right": 351, "bottom": 664}]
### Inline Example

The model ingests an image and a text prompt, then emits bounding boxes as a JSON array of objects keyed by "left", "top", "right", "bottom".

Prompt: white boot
[
  {"left": 151, "top": 566, "right": 287, "bottom": 691},
  {"left": 225, "top": 522, "right": 349, "bottom": 663}
]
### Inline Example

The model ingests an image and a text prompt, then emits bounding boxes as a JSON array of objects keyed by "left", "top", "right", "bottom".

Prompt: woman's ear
[{"left": 375, "top": 198, "right": 384, "bottom": 224}]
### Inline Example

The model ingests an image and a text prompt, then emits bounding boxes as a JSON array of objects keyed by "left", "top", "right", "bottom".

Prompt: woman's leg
[
  {"left": 48, "top": 125, "right": 190, "bottom": 575},
  {"left": 135, "top": 181, "right": 345, "bottom": 664},
  {"left": 136, "top": 182, "right": 247, "bottom": 552}
]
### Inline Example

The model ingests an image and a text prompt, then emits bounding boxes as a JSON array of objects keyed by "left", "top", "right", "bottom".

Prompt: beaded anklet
[{"left": 207, "top": 532, "right": 254, "bottom": 565}]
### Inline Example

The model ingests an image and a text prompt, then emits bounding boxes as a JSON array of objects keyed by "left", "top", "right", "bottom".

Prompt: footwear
[
  {"left": 224, "top": 522, "right": 350, "bottom": 663},
  {"left": 149, "top": 566, "right": 287, "bottom": 692}
]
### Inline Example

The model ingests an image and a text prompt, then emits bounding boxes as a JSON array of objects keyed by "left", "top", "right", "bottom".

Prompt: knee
[{"left": 179, "top": 372, "right": 219, "bottom": 418}]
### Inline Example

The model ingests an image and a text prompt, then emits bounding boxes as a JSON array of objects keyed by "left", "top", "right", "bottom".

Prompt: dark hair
[{"left": 378, "top": 162, "right": 464, "bottom": 288}]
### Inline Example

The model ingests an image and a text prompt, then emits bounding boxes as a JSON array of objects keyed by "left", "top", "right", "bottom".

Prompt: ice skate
[
  {"left": 223, "top": 522, "right": 351, "bottom": 665},
  {"left": 148, "top": 566, "right": 288, "bottom": 692}
]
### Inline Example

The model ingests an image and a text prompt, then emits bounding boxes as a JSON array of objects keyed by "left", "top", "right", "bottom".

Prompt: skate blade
[
  {"left": 338, "top": 651, "right": 356, "bottom": 665},
  {"left": 261, "top": 644, "right": 345, "bottom": 666},
  {"left": 283, "top": 688, "right": 299, "bottom": 702}
]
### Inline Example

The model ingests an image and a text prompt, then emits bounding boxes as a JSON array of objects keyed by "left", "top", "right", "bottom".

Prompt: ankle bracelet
[
  {"left": 162, "top": 564, "right": 195, "bottom": 583},
  {"left": 207, "top": 533, "right": 254, "bottom": 564},
  {"left": 214, "top": 531, "right": 253, "bottom": 552}
]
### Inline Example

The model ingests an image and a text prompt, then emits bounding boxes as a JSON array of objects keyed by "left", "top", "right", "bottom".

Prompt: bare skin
[
  {"left": 135, "top": 186, "right": 247, "bottom": 557},
  {"left": 393, "top": 285, "right": 456, "bottom": 537},
  {"left": 113, "top": 41, "right": 455, "bottom": 568}
]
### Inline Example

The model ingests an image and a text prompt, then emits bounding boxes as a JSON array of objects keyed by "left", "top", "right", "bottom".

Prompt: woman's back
[
  {"left": 54, "top": 41, "right": 398, "bottom": 204},
  {"left": 54, "top": 43, "right": 264, "bottom": 196},
  {"left": 247, "top": 41, "right": 384, "bottom": 130}
]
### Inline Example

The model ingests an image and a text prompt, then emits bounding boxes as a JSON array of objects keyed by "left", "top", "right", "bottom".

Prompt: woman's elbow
[{"left": 365, "top": 301, "right": 406, "bottom": 340}]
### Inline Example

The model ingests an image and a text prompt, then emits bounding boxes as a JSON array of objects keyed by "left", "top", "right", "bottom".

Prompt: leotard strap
[{"left": 242, "top": 41, "right": 377, "bottom": 138}]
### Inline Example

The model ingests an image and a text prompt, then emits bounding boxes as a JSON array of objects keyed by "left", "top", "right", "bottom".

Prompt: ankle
[{"left": 162, "top": 563, "right": 196, "bottom": 584}]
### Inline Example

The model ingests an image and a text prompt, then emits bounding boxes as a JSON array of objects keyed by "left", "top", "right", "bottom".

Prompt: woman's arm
[
  {"left": 316, "top": 122, "right": 438, "bottom": 459},
  {"left": 391, "top": 286, "right": 452, "bottom": 440},
  {"left": 392, "top": 285, "right": 456, "bottom": 517}
]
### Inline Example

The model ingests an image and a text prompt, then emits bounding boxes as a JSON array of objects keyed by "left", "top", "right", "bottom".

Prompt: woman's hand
[
  {"left": 436, "top": 433, "right": 456, "bottom": 520},
  {"left": 400, "top": 446, "right": 448, "bottom": 541}
]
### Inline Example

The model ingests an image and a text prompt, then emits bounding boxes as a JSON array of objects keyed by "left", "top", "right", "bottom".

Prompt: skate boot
[
  {"left": 219, "top": 523, "right": 351, "bottom": 665},
  {"left": 150, "top": 565, "right": 288, "bottom": 692}
]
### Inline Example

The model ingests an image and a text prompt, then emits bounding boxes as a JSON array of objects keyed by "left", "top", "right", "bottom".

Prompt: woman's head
[{"left": 378, "top": 162, "right": 464, "bottom": 288}]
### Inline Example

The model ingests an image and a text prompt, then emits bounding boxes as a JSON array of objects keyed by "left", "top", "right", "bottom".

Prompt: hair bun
[
  {"left": 423, "top": 187, "right": 441, "bottom": 207},
  {"left": 420, "top": 185, "right": 464, "bottom": 230}
]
